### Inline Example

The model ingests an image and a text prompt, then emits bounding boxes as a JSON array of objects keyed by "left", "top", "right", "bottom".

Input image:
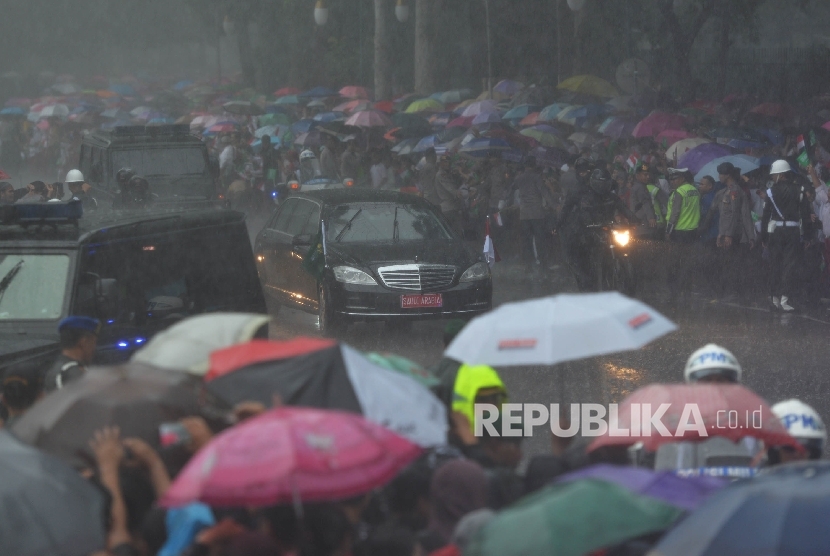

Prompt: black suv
[
  {"left": 0, "top": 203, "right": 266, "bottom": 372},
  {"left": 78, "top": 124, "right": 218, "bottom": 204}
]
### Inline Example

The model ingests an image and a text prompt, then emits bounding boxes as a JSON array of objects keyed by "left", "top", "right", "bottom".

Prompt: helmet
[
  {"left": 684, "top": 343, "right": 742, "bottom": 383},
  {"left": 589, "top": 168, "right": 614, "bottom": 196},
  {"left": 116, "top": 167, "right": 135, "bottom": 185},
  {"left": 65, "top": 169, "right": 84, "bottom": 183},
  {"left": 127, "top": 175, "right": 150, "bottom": 203},
  {"left": 772, "top": 399, "right": 827, "bottom": 440},
  {"left": 770, "top": 159, "right": 792, "bottom": 175},
  {"left": 574, "top": 157, "right": 592, "bottom": 173},
  {"left": 299, "top": 150, "right": 317, "bottom": 161}
]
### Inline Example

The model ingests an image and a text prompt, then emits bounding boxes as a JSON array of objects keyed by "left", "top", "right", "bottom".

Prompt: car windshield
[
  {"left": 325, "top": 202, "right": 453, "bottom": 243},
  {"left": 111, "top": 147, "right": 207, "bottom": 179},
  {"left": 0, "top": 254, "right": 69, "bottom": 320}
]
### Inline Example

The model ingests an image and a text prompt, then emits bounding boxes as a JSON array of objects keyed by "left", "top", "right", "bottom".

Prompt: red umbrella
[
  {"left": 519, "top": 112, "right": 541, "bottom": 126},
  {"left": 274, "top": 87, "right": 301, "bottom": 97},
  {"left": 447, "top": 116, "right": 474, "bottom": 129},
  {"left": 345, "top": 109, "right": 392, "bottom": 128},
  {"left": 207, "top": 123, "right": 238, "bottom": 133},
  {"left": 0, "top": 169, "right": 10, "bottom": 180},
  {"left": 656, "top": 129, "right": 696, "bottom": 143},
  {"left": 631, "top": 112, "right": 687, "bottom": 138},
  {"left": 340, "top": 86, "right": 371, "bottom": 100},
  {"left": 373, "top": 100, "right": 394, "bottom": 113},
  {"left": 161, "top": 407, "right": 422, "bottom": 507},
  {"left": 206, "top": 338, "right": 336, "bottom": 381},
  {"left": 588, "top": 384, "right": 802, "bottom": 453}
]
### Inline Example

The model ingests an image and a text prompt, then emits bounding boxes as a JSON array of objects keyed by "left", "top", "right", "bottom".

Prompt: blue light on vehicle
[
  {"left": 271, "top": 191, "right": 278, "bottom": 198},
  {"left": 117, "top": 341, "right": 129, "bottom": 348},
  {"left": 107, "top": 319, "right": 115, "bottom": 324},
  {"left": 135, "top": 337, "right": 145, "bottom": 344}
]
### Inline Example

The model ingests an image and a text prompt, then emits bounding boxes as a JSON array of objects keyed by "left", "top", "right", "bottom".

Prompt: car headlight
[
  {"left": 460, "top": 262, "right": 490, "bottom": 282},
  {"left": 612, "top": 230, "right": 630, "bottom": 247},
  {"left": 333, "top": 266, "right": 378, "bottom": 285}
]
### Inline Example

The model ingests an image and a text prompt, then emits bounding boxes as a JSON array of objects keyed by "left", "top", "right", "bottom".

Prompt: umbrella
[
  {"left": 436, "top": 126, "right": 468, "bottom": 144},
  {"left": 447, "top": 115, "right": 474, "bottom": 128},
  {"left": 657, "top": 129, "right": 696, "bottom": 143},
  {"left": 364, "top": 352, "right": 439, "bottom": 387},
  {"left": 291, "top": 119, "right": 317, "bottom": 135},
  {"left": 458, "top": 137, "right": 512, "bottom": 157},
  {"left": 493, "top": 79, "right": 524, "bottom": 96},
  {"left": 108, "top": 84, "right": 136, "bottom": 96},
  {"left": 694, "top": 155, "right": 761, "bottom": 183},
  {"left": 274, "top": 95, "right": 301, "bottom": 105},
  {"left": 274, "top": 87, "right": 301, "bottom": 97},
  {"left": 205, "top": 342, "right": 446, "bottom": 447},
  {"left": 558, "top": 74, "right": 618, "bottom": 97},
  {"left": 373, "top": 100, "right": 394, "bottom": 113},
  {"left": 502, "top": 104, "right": 541, "bottom": 121},
  {"left": 131, "top": 312, "right": 271, "bottom": 374},
  {"left": 472, "top": 112, "right": 502, "bottom": 126},
  {"left": 428, "top": 111, "right": 453, "bottom": 127},
  {"left": 444, "top": 292, "right": 676, "bottom": 367},
  {"left": 99, "top": 108, "right": 130, "bottom": 120},
  {"left": 306, "top": 99, "right": 326, "bottom": 109},
  {"left": 339, "top": 85, "right": 371, "bottom": 99},
  {"left": 223, "top": 101, "right": 264, "bottom": 116},
  {"left": 333, "top": 99, "right": 372, "bottom": 113},
  {"left": 587, "top": 383, "right": 801, "bottom": 453},
  {"left": 11, "top": 364, "right": 213, "bottom": 464},
  {"left": 294, "top": 130, "right": 322, "bottom": 148},
  {"left": 568, "top": 131, "right": 598, "bottom": 148},
  {"left": 528, "top": 145, "right": 569, "bottom": 169},
  {"left": 632, "top": 112, "right": 687, "bottom": 138},
  {"left": 345, "top": 109, "right": 392, "bottom": 128},
  {"left": 461, "top": 100, "right": 499, "bottom": 117},
  {"left": 301, "top": 86, "right": 338, "bottom": 98},
  {"left": 205, "top": 122, "right": 238, "bottom": 134},
  {"left": 653, "top": 460, "right": 830, "bottom": 556},
  {"left": 677, "top": 143, "right": 734, "bottom": 175},
  {"left": 147, "top": 117, "right": 176, "bottom": 125},
  {"left": 38, "top": 104, "right": 69, "bottom": 119},
  {"left": 538, "top": 103, "right": 571, "bottom": 121},
  {"left": 405, "top": 98, "right": 445, "bottom": 113},
  {"left": 412, "top": 135, "right": 439, "bottom": 153},
  {"left": 434, "top": 89, "right": 475, "bottom": 105},
  {"left": 0, "top": 430, "right": 106, "bottom": 556},
  {"left": 708, "top": 127, "right": 770, "bottom": 150},
  {"left": 0, "top": 106, "right": 24, "bottom": 116},
  {"left": 598, "top": 116, "right": 636, "bottom": 139},
  {"left": 748, "top": 102, "right": 794, "bottom": 120},
  {"left": 519, "top": 112, "right": 540, "bottom": 126},
  {"left": 556, "top": 105, "right": 590, "bottom": 126},
  {"left": 557, "top": 464, "right": 726, "bottom": 511},
  {"left": 313, "top": 111, "right": 346, "bottom": 123},
  {"left": 205, "top": 338, "right": 336, "bottom": 380},
  {"left": 666, "top": 138, "right": 711, "bottom": 161},
  {"left": 520, "top": 126, "right": 568, "bottom": 149},
  {"left": 259, "top": 112, "right": 291, "bottom": 127},
  {"left": 466, "top": 478, "right": 682, "bottom": 556},
  {"left": 161, "top": 407, "right": 422, "bottom": 508},
  {"left": 392, "top": 137, "right": 420, "bottom": 155}
]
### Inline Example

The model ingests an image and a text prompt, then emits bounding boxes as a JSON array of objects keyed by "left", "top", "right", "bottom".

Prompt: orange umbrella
[
  {"left": 374, "top": 100, "right": 394, "bottom": 113},
  {"left": 520, "top": 112, "right": 540, "bottom": 126}
]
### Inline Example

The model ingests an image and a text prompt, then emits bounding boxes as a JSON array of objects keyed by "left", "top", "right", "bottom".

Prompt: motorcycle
[{"left": 584, "top": 223, "right": 637, "bottom": 296}]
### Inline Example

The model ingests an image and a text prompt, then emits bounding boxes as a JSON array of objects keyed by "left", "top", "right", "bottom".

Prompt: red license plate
[{"left": 401, "top": 294, "right": 443, "bottom": 308}]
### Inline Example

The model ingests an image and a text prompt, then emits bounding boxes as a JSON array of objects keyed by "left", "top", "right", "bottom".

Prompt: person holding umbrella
[
  {"left": 43, "top": 316, "right": 101, "bottom": 392},
  {"left": 760, "top": 159, "right": 814, "bottom": 312}
]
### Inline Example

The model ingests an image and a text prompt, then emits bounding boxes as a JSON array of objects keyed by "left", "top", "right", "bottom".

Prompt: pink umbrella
[
  {"left": 207, "top": 123, "right": 238, "bottom": 133},
  {"left": 823, "top": 121, "right": 830, "bottom": 132},
  {"left": 333, "top": 99, "right": 372, "bottom": 114},
  {"left": 274, "top": 87, "right": 301, "bottom": 97},
  {"left": 161, "top": 407, "right": 422, "bottom": 507},
  {"left": 447, "top": 116, "right": 474, "bottom": 129},
  {"left": 461, "top": 99, "right": 499, "bottom": 117},
  {"left": 520, "top": 112, "right": 540, "bottom": 126},
  {"left": 656, "top": 129, "right": 696, "bottom": 143},
  {"left": 631, "top": 112, "right": 687, "bottom": 138},
  {"left": 345, "top": 109, "right": 392, "bottom": 128},
  {"left": 340, "top": 86, "right": 371, "bottom": 100}
]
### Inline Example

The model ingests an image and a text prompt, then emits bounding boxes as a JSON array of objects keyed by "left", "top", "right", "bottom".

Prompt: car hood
[{"left": 327, "top": 240, "right": 478, "bottom": 270}]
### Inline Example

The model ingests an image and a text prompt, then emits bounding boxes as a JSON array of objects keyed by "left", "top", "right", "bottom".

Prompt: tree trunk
[
  {"left": 414, "top": 0, "right": 434, "bottom": 94},
  {"left": 236, "top": 21, "right": 257, "bottom": 88},
  {"left": 716, "top": 15, "right": 731, "bottom": 99},
  {"left": 374, "top": 0, "right": 392, "bottom": 100}
]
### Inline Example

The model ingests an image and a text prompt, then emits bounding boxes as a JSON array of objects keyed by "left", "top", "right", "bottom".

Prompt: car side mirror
[
  {"left": 77, "top": 273, "right": 119, "bottom": 321},
  {"left": 292, "top": 233, "right": 313, "bottom": 247}
]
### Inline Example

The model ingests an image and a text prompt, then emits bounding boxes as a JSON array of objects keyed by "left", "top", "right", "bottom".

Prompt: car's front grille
[{"left": 377, "top": 264, "right": 456, "bottom": 292}]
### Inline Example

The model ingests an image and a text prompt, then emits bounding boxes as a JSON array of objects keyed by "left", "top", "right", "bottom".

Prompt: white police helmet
[
  {"left": 769, "top": 159, "right": 792, "bottom": 175},
  {"left": 684, "top": 343, "right": 742, "bottom": 383},
  {"left": 772, "top": 399, "right": 827, "bottom": 441},
  {"left": 65, "top": 169, "right": 85, "bottom": 183}
]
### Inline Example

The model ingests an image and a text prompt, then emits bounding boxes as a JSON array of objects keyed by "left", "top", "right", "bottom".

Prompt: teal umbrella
[{"left": 364, "top": 352, "right": 439, "bottom": 387}]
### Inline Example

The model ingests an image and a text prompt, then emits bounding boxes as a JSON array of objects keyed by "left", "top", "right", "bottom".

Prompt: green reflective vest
[
  {"left": 452, "top": 364, "right": 506, "bottom": 428},
  {"left": 667, "top": 183, "right": 700, "bottom": 231},
  {"left": 646, "top": 184, "right": 665, "bottom": 223}
]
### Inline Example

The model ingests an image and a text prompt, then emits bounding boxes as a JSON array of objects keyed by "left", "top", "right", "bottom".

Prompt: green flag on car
[{"left": 302, "top": 225, "right": 326, "bottom": 281}]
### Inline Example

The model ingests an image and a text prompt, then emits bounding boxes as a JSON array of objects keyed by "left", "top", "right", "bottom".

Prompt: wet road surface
[{"left": 267, "top": 240, "right": 830, "bottom": 458}]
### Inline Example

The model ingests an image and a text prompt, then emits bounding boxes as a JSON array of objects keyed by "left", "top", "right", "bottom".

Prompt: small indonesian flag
[
  {"left": 493, "top": 211, "right": 504, "bottom": 227},
  {"left": 483, "top": 217, "right": 500, "bottom": 267},
  {"left": 627, "top": 153, "right": 639, "bottom": 170},
  {"left": 797, "top": 135, "right": 806, "bottom": 152}
]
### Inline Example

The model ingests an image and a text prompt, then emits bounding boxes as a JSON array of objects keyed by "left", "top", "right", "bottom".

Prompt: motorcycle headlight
[
  {"left": 612, "top": 230, "right": 630, "bottom": 247},
  {"left": 460, "top": 262, "right": 490, "bottom": 282},
  {"left": 333, "top": 266, "right": 377, "bottom": 285}
]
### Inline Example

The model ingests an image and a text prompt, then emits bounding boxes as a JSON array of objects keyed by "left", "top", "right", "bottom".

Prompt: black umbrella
[
  {"left": 0, "top": 430, "right": 106, "bottom": 556},
  {"left": 12, "top": 363, "right": 221, "bottom": 466}
]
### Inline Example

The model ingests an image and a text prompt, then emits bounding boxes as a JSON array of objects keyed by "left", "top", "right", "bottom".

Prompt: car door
[
  {"left": 260, "top": 198, "right": 298, "bottom": 301},
  {"left": 280, "top": 198, "right": 317, "bottom": 310},
  {"left": 293, "top": 200, "right": 322, "bottom": 309}
]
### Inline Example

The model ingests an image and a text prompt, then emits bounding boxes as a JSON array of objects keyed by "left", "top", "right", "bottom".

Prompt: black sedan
[{"left": 254, "top": 189, "right": 492, "bottom": 335}]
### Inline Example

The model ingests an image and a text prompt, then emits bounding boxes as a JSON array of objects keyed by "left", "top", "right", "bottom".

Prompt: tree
[
  {"left": 374, "top": 0, "right": 392, "bottom": 99},
  {"left": 414, "top": 0, "right": 437, "bottom": 93}
]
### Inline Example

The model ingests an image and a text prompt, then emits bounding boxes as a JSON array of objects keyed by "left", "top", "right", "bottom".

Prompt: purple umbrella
[
  {"left": 494, "top": 80, "right": 524, "bottom": 96},
  {"left": 557, "top": 464, "right": 726, "bottom": 511},
  {"left": 472, "top": 112, "right": 502, "bottom": 126},
  {"left": 677, "top": 143, "right": 735, "bottom": 174},
  {"left": 598, "top": 117, "right": 636, "bottom": 139}
]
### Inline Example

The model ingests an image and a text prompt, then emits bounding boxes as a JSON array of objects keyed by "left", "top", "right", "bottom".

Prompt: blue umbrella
[
  {"left": 429, "top": 111, "right": 454, "bottom": 128},
  {"left": 503, "top": 104, "right": 541, "bottom": 121},
  {"left": 473, "top": 112, "right": 503, "bottom": 126},
  {"left": 392, "top": 137, "right": 421, "bottom": 156},
  {"left": 653, "top": 461, "right": 830, "bottom": 556},
  {"left": 412, "top": 135, "right": 438, "bottom": 153},
  {"left": 300, "top": 86, "right": 338, "bottom": 98},
  {"left": 459, "top": 137, "right": 511, "bottom": 157},
  {"left": 694, "top": 155, "right": 761, "bottom": 183},
  {"left": 678, "top": 143, "right": 735, "bottom": 175},
  {"left": 313, "top": 111, "right": 346, "bottom": 123},
  {"left": 108, "top": 84, "right": 136, "bottom": 96},
  {"left": 539, "top": 103, "right": 571, "bottom": 122},
  {"left": 251, "top": 136, "right": 281, "bottom": 153},
  {"left": 0, "top": 107, "right": 24, "bottom": 116},
  {"left": 291, "top": 119, "right": 317, "bottom": 134}
]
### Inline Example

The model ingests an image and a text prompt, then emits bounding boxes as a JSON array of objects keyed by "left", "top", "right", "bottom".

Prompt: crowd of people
[{"left": 0, "top": 313, "right": 825, "bottom": 556}]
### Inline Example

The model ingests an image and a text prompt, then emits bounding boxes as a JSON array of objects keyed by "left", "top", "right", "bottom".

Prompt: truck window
[
  {"left": 79, "top": 145, "right": 91, "bottom": 178},
  {"left": 111, "top": 148, "right": 207, "bottom": 178},
  {"left": 0, "top": 254, "right": 70, "bottom": 320},
  {"left": 89, "top": 147, "right": 104, "bottom": 184}
]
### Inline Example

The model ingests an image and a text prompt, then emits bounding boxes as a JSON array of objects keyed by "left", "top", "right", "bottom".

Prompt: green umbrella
[
  {"left": 275, "top": 95, "right": 301, "bottom": 105},
  {"left": 466, "top": 479, "right": 683, "bottom": 556},
  {"left": 259, "top": 113, "right": 292, "bottom": 127},
  {"left": 365, "top": 352, "right": 440, "bottom": 387}
]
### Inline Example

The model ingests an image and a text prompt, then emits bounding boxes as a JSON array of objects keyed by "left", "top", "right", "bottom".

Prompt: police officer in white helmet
[
  {"left": 65, "top": 169, "right": 97, "bottom": 211},
  {"left": 684, "top": 343, "right": 742, "bottom": 384},
  {"left": 769, "top": 399, "right": 826, "bottom": 464}
]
